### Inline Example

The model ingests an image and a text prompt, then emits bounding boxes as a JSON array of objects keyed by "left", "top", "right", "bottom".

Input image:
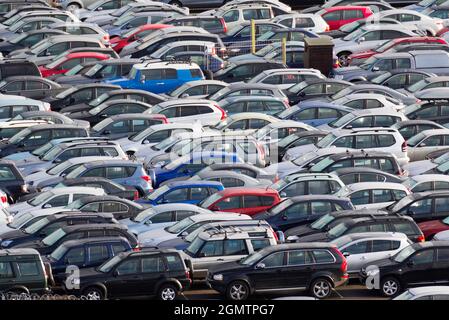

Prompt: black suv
[
  {"left": 0, "top": 212, "right": 117, "bottom": 249},
  {"left": 0, "top": 160, "right": 29, "bottom": 202},
  {"left": 69, "top": 249, "right": 191, "bottom": 300},
  {"left": 207, "top": 243, "right": 348, "bottom": 300},
  {"left": 295, "top": 215, "right": 424, "bottom": 243},
  {"left": 0, "top": 59, "right": 40, "bottom": 80},
  {"left": 360, "top": 241, "right": 449, "bottom": 297}
]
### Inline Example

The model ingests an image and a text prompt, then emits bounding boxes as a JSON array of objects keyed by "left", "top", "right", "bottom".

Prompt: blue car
[
  {"left": 137, "top": 181, "right": 224, "bottom": 205},
  {"left": 107, "top": 61, "right": 204, "bottom": 94},
  {"left": 275, "top": 101, "right": 354, "bottom": 127},
  {"left": 148, "top": 151, "right": 244, "bottom": 188}
]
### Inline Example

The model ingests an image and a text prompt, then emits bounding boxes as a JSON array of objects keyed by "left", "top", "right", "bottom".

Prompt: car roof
[
  {"left": 288, "top": 194, "right": 349, "bottom": 202},
  {"left": 415, "top": 87, "right": 449, "bottom": 100},
  {"left": 418, "top": 128, "right": 449, "bottom": 136},
  {"left": 226, "top": 112, "right": 279, "bottom": 121},
  {"left": 83, "top": 159, "right": 141, "bottom": 167},
  {"left": 47, "top": 186, "right": 104, "bottom": 195},
  {"left": 57, "top": 236, "right": 130, "bottom": 248},
  {"left": 164, "top": 180, "right": 223, "bottom": 188},
  {"left": 406, "top": 286, "right": 449, "bottom": 296},
  {"left": 346, "top": 182, "right": 407, "bottom": 191},
  {"left": 151, "top": 203, "right": 210, "bottom": 213},
  {"left": 190, "top": 213, "right": 252, "bottom": 221},
  {"left": 335, "top": 232, "right": 408, "bottom": 243},
  {"left": 216, "top": 187, "right": 278, "bottom": 196},
  {"left": 410, "top": 174, "right": 449, "bottom": 183},
  {"left": 0, "top": 248, "right": 41, "bottom": 256}
]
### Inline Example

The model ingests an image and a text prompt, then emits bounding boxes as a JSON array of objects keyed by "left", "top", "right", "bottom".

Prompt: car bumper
[{"left": 206, "top": 278, "right": 226, "bottom": 294}]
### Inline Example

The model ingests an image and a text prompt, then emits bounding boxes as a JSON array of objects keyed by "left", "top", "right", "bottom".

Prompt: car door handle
[
  {"left": 216, "top": 258, "right": 224, "bottom": 261},
  {"left": 156, "top": 82, "right": 165, "bottom": 85}
]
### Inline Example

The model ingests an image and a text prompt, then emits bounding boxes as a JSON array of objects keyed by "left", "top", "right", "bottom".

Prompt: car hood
[
  {"left": 294, "top": 231, "right": 328, "bottom": 242},
  {"left": 402, "top": 160, "right": 436, "bottom": 176},
  {"left": 300, "top": 5, "right": 320, "bottom": 13},
  {"left": 157, "top": 237, "right": 187, "bottom": 250},
  {"left": 284, "top": 144, "right": 318, "bottom": 160},
  {"left": 3, "top": 152, "right": 37, "bottom": 161},
  {"left": 332, "top": 66, "right": 365, "bottom": 75},
  {"left": 10, "top": 238, "right": 45, "bottom": 249},
  {"left": 418, "top": 219, "right": 447, "bottom": 232},
  {"left": 0, "top": 229, "right": 28, "bottom": 242},
  {"left": 138, "top": 227, "right": 172, "bottom": 246},
  {"left": 208, "top": 260, "right": 249, "bottom": 275},
  {"left": 7, "top": 202, "right": 33, "bottom": 215}
]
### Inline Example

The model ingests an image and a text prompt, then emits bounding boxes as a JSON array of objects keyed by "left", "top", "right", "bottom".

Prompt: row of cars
[{"left": 1, "top": 0, "right": 449, "bottom": 302}]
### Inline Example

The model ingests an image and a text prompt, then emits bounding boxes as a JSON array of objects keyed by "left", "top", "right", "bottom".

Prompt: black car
[
  {"left": 392, "top": 119, "right": 444, "bottom": 140},
  {"left": 0, "top": 124, "right": 89, "bottom": 157},
  {"left": 0, "top": 212, "right": 118, "bottom": 249},
  {"left": 0, "top": 0, "right": 50, "bottom": 18},
  {"left": 0, "top": 59, "right": 40, "bottom": 80},
  {"left": 331, "top": 167, "right": 405, "bottom": 185},
  {"left": 253, "top": 195, "right": 355, "bottom": 232},
  {"left": 368, "top": 69, "right": 435, "bottom": 89},
  {"left": 207, "top": 243, "right": 348, "bottom": 300},
  {"left": 285, "top": 78, "right": 352, "bottom": 105},
  {"left": 69, "top": 249, "right": 191, "bottom": 300},
  {"left": 214, "top": 60, "right": 286, "bottom": 83},
  {"left": 44, "top": 236, "right": 132, "bottom": 284},
  {"left": 11, "top": 224, "right": 138, "bottom": 255},
  {"left": 271, "top": 130, "right": 327, "bottom": 162},
  {"left": 387, "top": 191, "right": 449, "bottom": 223},
  {"left": 295, "top": 215, "right": 424, "bottom": 243},
  {"left": 360, "top": 241, "right": 449, "bottom": 297},
  {"left": 0, "top": 76, "right": 67, "bottom": 100},
  {"left": 44, "top": 84, "right": 121, "bottom": 112},
  {"left": 0, "top": 160, "right": 30, "bottom": 202},
  {"left": 284, "top": 209, "right": 389, "bottom": 239}
]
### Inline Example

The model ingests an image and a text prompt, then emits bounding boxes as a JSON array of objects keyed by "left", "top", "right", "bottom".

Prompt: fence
[{"left": 0, "top": 292, "right": 91, "bottom": 300}]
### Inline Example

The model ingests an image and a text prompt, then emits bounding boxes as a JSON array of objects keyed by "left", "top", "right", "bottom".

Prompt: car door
[
  {"left": 140, "top": 255, "right": 167, "bottom": 296},
  {"left": 402, "top": 248, "right": 437, "bottom": 286},
  {"left": 108, "top": 257, "right": 143, "bottom": 297},
  {"left": 414, "top": 135, "right": 443, "bottom": 160},
  {"left": 85, "top": 244, "right": 110, "bottom": 269},
  {"left": 274, "top": 201, "right": 309, "bottom": 231},
  {"left": 284, "top": 249, "right": 315, "bottom": 289},
  {"left": 435, "top": 247, "right": 449, "bottom": 284},
  {"left": 248, "top": 250, "right": 286, "bottom": 291},
  {"left": 340, "top": 240, "right": 371, "bottom": 275}
]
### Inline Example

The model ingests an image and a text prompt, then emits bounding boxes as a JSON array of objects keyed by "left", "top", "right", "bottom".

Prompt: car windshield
[
  {"left": 24, "top": 217, "right": 50, "bottom": 235},
  {"left": 30, "top": 41, "right": 52, "bottom": 55},
  {"left": 47, "top": 161, "right": 77, "bottom": 175},
  {"left": 87, "top": 0, "right": 105, "bottom": 10},
  {"left": 41, "top": 146, "right": 62, "bottom": 161},
  {"left": 98, "top": 254, "right": 124, "bottom": 272},
  {"left": 199, "top": 192, "right": 222, "bottom": 209},
  {"left": 407, "top": 132, "right": 425, "bottom": 147},
  {"left": 64, "top": 64, "right": 85, "bottom": 76},
  {"left": 257, "top": 31, "right": 276, "bottom": 41},
  {"left": 316, "top": 133, "right": 336, "bottom": 148},
  {"left": 240, "top": 250, "right": 265, "bottom": 265},
  {"left": 406, "top": 79, "right": 430, "bottom": 93},
  {"left": 9, "top": 128, "right": 31, "bottom": 144},
  {"left": 393, "top": 245, "right": 416, "bottom": 263},
  {"left": 146, "top": 185, "right": 169, "bottom": 201},
  {"left": 269, "top": 198, "right": 293, "bottom": 215},
  {"left": 166, "top": 217, "right": 195, "bottom": 234},
  {"left": 8, "top": 212, "right": 33, "bottom": 229},
  {"left": 331, "top": 88, "right": 353, "bottom": 100},
  {"left": 371, "top": 72, "right": 392, "bottom": 84},
  {"left": 374, "top": 39, "right": 396, "bottom": 53},
  {"left": 132, "top": 208, "right": 155, "bottom": 223},
  {"left": 65, "top": 164, "right": 88, "bottom": 179},
  {"left": 309, "top": 157, "right": 335, "bottom": 173},
  {"left": 253, "top": 125, "right": 273, "bottom": 140},
  {"left": 389, "top": 195, "right": 414, "bottom": 212},
  {"left": 65, "top": 199, "right": 84, "bottom": 209},
  {"left": 436, "top": 160, "right": 449, "bottom": 173},
  {"left": 359, "top": 56, "right": 378, "bottom": 70},
  {"left": 184, "top": 237, "right": 204, "bottom": 256},
  {"left": 209, "top": 86, "right": 231, "bottom": 101},
  {"left": 339, "top": 20, "right": 362, "bottom": 33},
  {"left": 255, "top": 43, "right": 277, "bottom": 57},
  {"left": 277, "top": 133, "right": 300, "bottom": 148},
  {"left": 113, "top": 13, "right": 134, "bottom": 26},
  {"left": 89, "top": 92, "right": 111, "bottom": 107},
  {"left": 394, "top": 291, "right": 416, "bottom": 300},
  {"left": 49, "top": 244, "right": 68, "bottom": 261},
  {"left": 287, "top": 81, "right": 308, "bottom": 94},
  {"left": 328, "top": 113, "right": 355, "bottom": 129},
  {"left": 343, "top": 28, "right": 365, "bottom": 41},
  {"left": 270, "top": 178, "right": 288, "bottom": 191},
  {"left": 402, "top": 177, "right": 418, "bottom": 190},
  {"left": 42, "top": 228, "right": 66, "bottom": 246},
  {"left": 10, "top": 32, "right": 31, "bottom": 44},
  {"left": 130, "top": 128, "right": 154, "bottom": 142},
  {"left": 327, "top": 222, "right": 349, "bottom": 239},
  {"left": 164, "top": 154, "right": 190, "bottom": 170},
  {"left": 152, "top": 135, "right": 178, "bottom": 151},
  {"left": 28, "top": 191, "right": 54, "bottom": 206},
  {"left": 311, "top": 213, "right": 335, "bottom": 230},
  {"left": 85, "top": 64, "right": 104, "bottom": 77},
  {"left": 292, "top": 151, "right": 317, "bottom": 166},
  {"left": 45, "top": 56, "right": 69, "bottom": 69},
  {"left": 55, "top": 87, "right": 77, "bottom": 99}
]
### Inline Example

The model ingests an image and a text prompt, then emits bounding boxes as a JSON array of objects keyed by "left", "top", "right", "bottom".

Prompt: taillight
[
  {"left": 333, "top": 247, "right": 348, "bottom": 275},
  {"left": 133, "top": 190, "right": 139, "bottom": 200},
  {"left": 402, "top": 140, "right": 407, "bottom": 153},
  {"left": 220, "top": 18, "right": 227, "bottom": 34},
  {"left": 1, "top": 195, "right": 7, "bottom": 203},
  {"left": 133, "top": 244, "right": 141, "bottom": 252},
  {"left": 325, "top": 24, "right": 330, "bottom": 32},
  {"left": 417, "top": 234, "right": 425, "bottom": 243},
  {"left": 141, "top": 175, "right": 151, "bottom": 183},
  {"left": 103, "top": 34, "right": 110, "bottom": 41},
  {"left": 256, "top": 142, "right": 265, "bottom": 161},
  {"left": 214, "top": 104, "right": 227, "bottom": 120}
]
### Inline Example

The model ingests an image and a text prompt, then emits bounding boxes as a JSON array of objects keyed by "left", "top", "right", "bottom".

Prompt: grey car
[
  {"left": 208, "top": 82, "right": 288, "bottom": 102},
  {"left": 11, "top": 111, "right": 90, "bottom": 130},
  {"left": 218, "top": 95, "right": 289, "bottom": 116},
  {"left": 185, "top": 170, "right": 271, "bottom": 188},
  {"left": 399, "top": 76, "right": 449, "bottom": 96},
  {"left": 0, "top": 76, "right": 67, "bottom": 100},
  {"left": 331, "top": 167, "right": 404, "bottom": 185},
  {"left": 392, "top": 120, "right": 445, "bottom": 140}
]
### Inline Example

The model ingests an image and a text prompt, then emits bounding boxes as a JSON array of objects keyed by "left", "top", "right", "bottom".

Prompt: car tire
[
  {"left": 310, "top": 278, "right": 333, "bottom": 299},
  {"left": 226, "top": 281, "right": 249, "bottom": 301},
  {"left": 380, "top": 277, "right": 401, "bottom": 297},
  {"left": 337, "top": 52, "right": 351, "bottom": 67},
  {"left": 169, "top": 0, "right": 182, "bottom": 6},
  {"left": 158, "top": 284, "right": 178, "bottom": 301},
  {"left": 83, "top": 286, "right": 105, "bottom": 300},
  {"left": 67, "top": 3, "right": 81, "bottom": 11}
]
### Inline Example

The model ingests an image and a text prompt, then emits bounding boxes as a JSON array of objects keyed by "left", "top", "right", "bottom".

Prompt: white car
[
  {"left": 373, "top": 9, "right": 444, "bottom": 35},
  {"left": 332, "top": 232, "right": 411, "bottom": 277},
  {"left": 117, "top": 123, "right": 203, "bottom": 161},
  {"left": 147, "top": 99, "right": 226, "bottom": 127},
  {"left": 138, "top": 212, "right": 252, "bottom": 247},
  {"left": 49, "top": 22, "right": 111, "bottom": 45},
  {"left": 0, "top": 95, "right": 51, "bottom": 122},
  {"left": 247, "top": 68, "right": 324, "bottom": 90},
  {"left": 407, "top": 129, "right": 449, "bottom": 161},
  {"left": 332, "top": 93, "right": 405, "bottom": 112},
  {"left": 284, "top": 128, "right": 409, "bottom": 166},
  {"left": 209, "top": 112, "right": 280, "bottom": 135},
  {"left": 252, "top": 120, "right": 314, "bottom": 145},
  {"left": 212, "top": 4, "right": 274, "bottom": 30},
  {"left": 0, "top": 120, "right": 51, "bottom": 139},
  {"left": 7, "top": 187, "right": 106, "bottom": 216},
  {"left": 433, "top": 229, "right": 449, "bottom": 240},
  {"left": 394, "top": 286, "right": 449, "bottom": 300},
  {"left": 0, "top": 207, "right": 11, "bottom": 225},
  {"left": 334, "top": 182, "right": 411, "bottom": 209},
  {"left": 164, "top": 80, "right": 229, "bottom": 99},
  {"left": 402, "top": 174, "right": 449, "bottom": 192},
  {"left": 271, "top": 12, "right": 329, "bottom": 32}
]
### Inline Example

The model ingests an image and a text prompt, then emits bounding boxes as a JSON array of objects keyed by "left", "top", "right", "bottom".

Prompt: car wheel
[
  {"left": 337, "top": 52, "right": 351, "bottom": 67},
  {"left": 169, "top": 0, "right": 182, "bottom": 6},
  {"left": 226, "top": 281, "right": 249, "bottom": 301},
  {"left": 83, "top": 287, "right": 105, "bottom": 300},
  {"left": 158, "top": 284, "right": 178, "bottom": 300},
  {"left": 381, "top": 277, "right": 401, "bottom": 297},
  {"left": 67, "top": 3, "right": 81, "bottom": 11},
  {"left": 310, "top": 278, "right": 332, "bottom": 299}
]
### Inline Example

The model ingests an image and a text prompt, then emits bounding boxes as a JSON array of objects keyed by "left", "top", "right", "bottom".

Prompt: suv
[
  {"left": 68, "top": 249, "right": 191, "bottom": 300},
  {"left": 207, "top": 243, "right": 348, "bottom": 300},
  {"left": 214, "top": 4, "right": 274, "bottom": 29},
  {"left": 0, "top": 59, "right": 40, "bottom": 80},
  {"left": 360, "top": 241, "right": 449, "bottom": 297},
  {"left": 0, "top": 248, "right": 50, "bottom": 294},
  {"left": 108, "top": 61, "right": 204, "bottom": 94},
  {"left": 182, "top": 226, "right": 278, "bottom": 281},
  {"left": 0, "top": 160, "right": 29, "bottom": 202}
]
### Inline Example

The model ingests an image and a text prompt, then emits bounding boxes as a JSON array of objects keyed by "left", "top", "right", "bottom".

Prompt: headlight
[
  {"left": 213, "top": 274, "right": 223, "bottom": 281},
  {"left": 2, "top": 240, "right": 12, "bottom": 247}
]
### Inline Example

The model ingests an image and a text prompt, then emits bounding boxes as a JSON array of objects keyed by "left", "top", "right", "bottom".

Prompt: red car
[
  {"left": 110, "top": 24, "right": 171, "bottom": 53},
  {"left": 348, "top": 36, "right": 448, "bottom": 65},
  {"left": 318, "top": 6, "right": 372, "bottom": 31},
  {"left": 39, "top": 52, "right": 111, "bottom": 77},
  {"left": 200, "top": 187, "right": 282, "bottom": 216},
  {"left": 418, "top": 217, "right": 449, "bottom": 240}
]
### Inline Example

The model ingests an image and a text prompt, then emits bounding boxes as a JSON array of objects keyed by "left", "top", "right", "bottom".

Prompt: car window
[
  {"left": 224, "top": 239, "right": 248, "bottom": 255},
  {"left": 215, "top": 196, "right": 241, "bottom": 210},
  {"left": 199, "top": 240, "right": 224, "bottom": 257},
  {"left": 16, "top": 262, "right": 39, "bottom": 276},
  {"left": 87, "top": 245, "right": 109, "bottom": 263},
  {"left": 65, "top": 247, "right": 85, "bottom": 264},
  {"left": 372, "top": 189, "right": 393, "bottom": 203},
  {"left": 116, "top": 259, "right": 140, "bottom": 275},
  {"left": 310, "top": 201, "right": 333, "bottom": 215},
  {"left": 312, "top": 250, "right": 335, "bottom": 263},
  {"left": 261, "top": 251, "right": 284, "bottom": 267},
  {"left": 142, "top": 256, "right": 165, "bottom": 273},
  {"left": 47, "top": 194, "right": 69, "bottom": 207},
  {"left": 287, "top": 250, "right": 313, "bottom": 265},
  {"left": 410, "top": 249, "right": 434, "bottom": 265},
  {"left": 251, "top": 239, "right": 271, "bottom": 251},
  {"left": 0, "top": 262, "right": 14, "bottom": 278},
  {"left": 344, "top": 241, "right": 369, "bottom": 254},
  {"left": 350, "top": 190, "right": 370, "bottom": 205}
]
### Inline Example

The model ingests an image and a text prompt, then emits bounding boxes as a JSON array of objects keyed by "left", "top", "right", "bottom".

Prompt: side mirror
[
  {"left": 145, "top": 219, "right": 152, "bottom": 225},
  {"left": 46, "top": 51, "right": 52, "bottom": 56},
  {"left": 42, "top": 203, "right": 52, "bottom": 209},
  {"left": 280, "top": 191, "right": 287, "bottom": 198},
  {"left": 357, "top": 36, "right": 365, "bottom": 44},
  {"left": 343, "top": 252, "right": 350, "bottom": 257},
  {"left": 103, "top": 130, "right": 111, "bottom": 135},
  {"left": 276, "top": 231, "right": 285, "bottom": 244},
  {"left": 180, "top": 93, "right": 189, "bottom": 98},
  {"left": 210, "top": 205, "right": 219, "bottom": 211},
  {"left": 53, "top": 158, "right": 62, "bottom": 164},
  {"left": 180, "top": 231, "right": 188, "bottom": 237},
  {"left": 100, "top": 114, "right": 108, "bottom": 118},
  {"left": 345, "top": 125, "right": 353, "bottom": 129},
  {"left": 113, "top": 270, "right": 120, "bottom": 276},
  {"left": 419, "top": 143, "right": 426, "bottom": 147},
  {"left": 372, "top": 66, "right": 380, "bottom": 72},
  {"left": 299, "top": 92, "right": 306, "bottom": 97},
  {"left": 255, "top": 263, "right": 265, "bottom": 270},
  {"left": 281, "top": 215, "right": 288, "bottom": 221},
  {"left": 407, "top": 260, "right": 415, "bottom": 267},
  {"left": 198, "top": 252, "right": 206, "bottom": 258},
  {"left": 140, "top": 74, "right": 145, "bottom": 83},
  {"left": 97, "top": 6, "right": 103, "bottom": 10},
  {"left": 142, "top": 140, "right": 150, "bottom": 145}
]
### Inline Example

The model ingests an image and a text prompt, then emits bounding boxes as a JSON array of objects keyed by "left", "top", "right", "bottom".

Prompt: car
[
  {"left": 330, "top": 93, "right": 405, "bottom": 112},
  {"left": 67, "top": 249, "right": 191, "bottom": 300},
  {"left": 253, "top": 195, "right": 354, "bottom": 231},
  {"left": 407, "top": 129, "right": 449, "bottom": 161},
  {"left": 394, "top": 286, "right": 449, "bottom": 300},
  {"left": 404, "top": 88, "right": 449, "bottom": 124},
  {"left": 0, "top": 124, "right": 89, "bottom": 158},
  {"left": 199, "top": 187, "right": 281, "bottom": 216},
  {"left": 0, "top": 59, "right": 40, "bottom": 81},
  {"left": 0, "top": 212, "right": 117, "bottom": 249},
  {"left": 0, "top": 1, "right": 51, "bottom": 17},
  {"left": 196, "top": 163, "right": 275, "bottom": 181},
  {"left": 331, "top": 167, "right": 404, "bottom": 184},
  {"left": 335, "top": 182, "right": 410, "bottom": 209},
  {"left": 213, "top": 59, "right": 286, "bottom": 82},
  {"left": 212, "top": 3, "right": 275, "bottom": 30},
  {"left": 121, "top": 203, "right": 213, "bottom": 236},
  {"left": 332, "top": 232, "right": 411, "bottom": 278},
  {"left": 208, "top": 82, "right": 288, "bottom": 102},
  {"left": 207, "top": 242, "right": 348, "bottom": 300},
  {"left": 318, "top": 6, "right": 373, "bottom": 31},
  {"left": 0, "top": 160, "right": 30, "bottom": 202},
  {"left": 0, "top": 120, "right": 50, "bottom": 140},
  {"left": 369, "top": 69, "right": 436, "bottom": 90},
  {"left": 296, "top": 215, "right": 424, "bottom": 243},
  {"left": 247, "top": 68, "right": 324, "bottom": 90},
  {"left": 0, "top": 95, "right": 51, "bottom": 122},
  {"left": 400, "top": 76, "right": 449, "bottom": 96},
  {"left": 402, "top": 174, "right": 449, "bottom": 192},
  {"left": 271, "top": 12, "right": 329, "bottom": 32},
  {"left": 388, "top": 191, "right": 449, "bottom": 225},
  {"left": 392, "top": 120, "right": 445, "bottom": 140},
  {"left": 221, "top": 21, "right": 285, "bottom": 46},
  {"left": 360, "top": 241, "right": 449, "bottom": 297},
  {"left": 44, "top": 236, "right": 132, "bottom": 285},
  {"left": 273, "top": 130, "right": 327, "bottom": 162},
  {"left": 138, "top": 181, "right": 225, "bottom": 206},
  {"left": 182, "top": 225, "right": 278, "bottom": 281},
  {"left": 164, "top": 80, "right": 228, "bottom": 99},
  {"left": 91, "top": 114, "right": 169, "bottom": 140},
  {"left": 0, "top": 76, "right": 67, "bottom": 100},
  {"left": 218, "top": 95, "right": 289, "bottom": 116},
  {"left": 285, "top": 78, "right": 352, "bottom": 105},
  {"left": 0, "top": 29, "right": 68, "bottom": 56},
  {"left": 229, "top": 40, "right": 304, "bottom": 63},
  {"left": 49, "top": 22, "right": 110, "bottom": 44},
  {"left": 0, "top": 248, "right": 50, "bottom": 294},
  {"left": 187, "top": 170, "right": 270, "bottom": 188},
  {"left": 252, "top": 120, "right": 314, "bottom": 145},
  {"left": 0, "top": 16, "right": 67, "bottom": 42},
  {"left": 64, "top": 159, "right": 153, "bottom": 196}
]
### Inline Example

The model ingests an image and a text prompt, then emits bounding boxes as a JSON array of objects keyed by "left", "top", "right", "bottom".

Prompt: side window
[
  {"left": 310, "top": 201, "right": 333, "bottom": 215},
  {"left": 287, "top": 250, "right": 313, "bottom": 265},
  {"left": 312, "top": 250, "right": 335, "bottom": 263},
  {"left": 215, "top": 196, "right": 241, "bottom": 210},
  {"left": 199, "top": 241, "right": 224, "bottom": 257},
  {"left": 261, "top": 251, "right": 285, "bottom": 267},
  {"left": 224, "top": 239, "right": 248, "bottom": 255},
  {"left": 116, "top": 259, "right": 140, "bottom": 275},
  {"left": 344, "top": 241, "right": 369, "bottom": 254},
  {"left": 251, "top": 239, "right": 271, "bottom": 251},
  {"left": 410, "top": 249, "right": 434, "bottom": 265},
  {"left": 142, "top": 256, "right": 165, "bottom": 273},
  {"left": 0, "top": 262, "right": 14, "bottom": 278},
  {"left": 16, "top": 262, "right": 40, "bottom": 276},
  {"left": 47, "top": 194, "right": 70, "bottom": 207},
  {"left": 350, "top": 190, "right": 370, "bottom": 205},
  {"left": 435, "top": 197, "right": 449, "bottom": 213},
  {"left": 222, "top": 10, "right": 239, "bottom": 23},
  {"left": 372, "top": 240, "right": 396, "bottom": 253},
  {"left": 372, "top": 189, "right": 394, "bottom": 203},
  {"left": 87, "top": 245, "right": 109, "bottom": 263},
  {"left": 111, "top": 243, "right": 128, "bottom": 255}
]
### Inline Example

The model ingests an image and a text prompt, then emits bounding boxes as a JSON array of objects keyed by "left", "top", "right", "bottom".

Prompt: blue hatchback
[
  {"left": 276, "top": 101, "right": 354, "bottom": 127},
  {"left": 148, "top": 151, "right": 244, "bottom": 188},
  {"left": 137, "top": 181, "right": 225, "bottom": 205}
]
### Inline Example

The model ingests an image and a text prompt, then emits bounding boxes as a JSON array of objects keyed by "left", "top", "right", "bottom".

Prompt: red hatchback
[
  {"left": 348, "top": 36, "right": 448, "bottom": 65},
  {"left": 110, "top": 24, "right": 171, "bottom": 53},
  {"left": 418, "top": 217, "right": 449, "bottom": 240},
  {"left": 200, "top": 187, "right": 282, "bottom": 216},
  {"left": 39, "top": 52, "right": 111, "bottom": 77},
  {"left": 318, "top": 6, "right": 372, "bottom": 31}
]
